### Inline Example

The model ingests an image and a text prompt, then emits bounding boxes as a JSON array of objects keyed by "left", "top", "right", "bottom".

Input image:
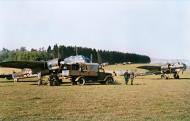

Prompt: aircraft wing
[
  {"left": 137, "top": 65, "right": 161, "bottom": 71},
  {"left": 137, "top": 65, "right": 162, "bottom": 75},
  {"left": 0, "top": 61, "right": 48, "bottom": 70}
]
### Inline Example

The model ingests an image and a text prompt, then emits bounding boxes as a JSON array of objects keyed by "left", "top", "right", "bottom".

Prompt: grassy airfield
[{"left": 0, "top": 64, "right": 190, "bottom": 121}]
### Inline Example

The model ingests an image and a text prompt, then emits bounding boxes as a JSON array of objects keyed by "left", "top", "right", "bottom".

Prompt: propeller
[{"left": 182, "top": 63, "right": 187, "bottom": 74}]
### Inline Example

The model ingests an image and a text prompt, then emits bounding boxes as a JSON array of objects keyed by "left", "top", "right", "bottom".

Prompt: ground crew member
[
  {"left": 113, "top": 71, "right": 117, "bottom": 76},
  {"left": 124, "top": 70, "right": 130, "bottom": 85},
  {"left": 130, "top": 72, "right": 135, "bottom": 85},
  {"left": 12, "top": 71, "right": 17, "bottom": 82},
  {"left": 37, "top": 72, "right": 42, "bottom": 85}
]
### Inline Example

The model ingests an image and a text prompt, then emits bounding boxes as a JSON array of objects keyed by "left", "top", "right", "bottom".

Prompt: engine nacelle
[{"left": 47, "top": 58, "right": 61, "bottom": 70}]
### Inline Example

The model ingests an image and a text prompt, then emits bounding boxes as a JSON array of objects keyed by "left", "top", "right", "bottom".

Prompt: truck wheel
[
  {"left": 105, "top": 77, "right": 114, "bottom": 85},
  {"left": 77, "top": 77, "right": 86, "bottom": 86}
]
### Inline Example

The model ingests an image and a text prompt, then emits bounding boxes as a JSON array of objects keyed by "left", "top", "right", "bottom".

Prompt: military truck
[
  {"left": 47, "top": 55, "right": 114, "bottom": 86},
  {"left": 62, "top": 63, "right": 114, "bottom": 85}
]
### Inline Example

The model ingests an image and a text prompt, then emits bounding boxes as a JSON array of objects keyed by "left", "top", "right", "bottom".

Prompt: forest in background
[{"left": 0, "top": 44, "right": 151, "bottom": 64}]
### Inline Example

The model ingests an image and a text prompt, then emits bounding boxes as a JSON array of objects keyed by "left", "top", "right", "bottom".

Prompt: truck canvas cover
[{"left": 64, "top": 55, "right": 90, "bottom": 64}]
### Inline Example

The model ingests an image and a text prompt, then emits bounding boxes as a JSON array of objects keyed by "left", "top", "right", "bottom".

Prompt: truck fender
[
  {"left": 75, "top": 76, "right": 84, "bottom": 82},
  {"left": 103, "top": 75, "right": 112, "bottom": 81}
]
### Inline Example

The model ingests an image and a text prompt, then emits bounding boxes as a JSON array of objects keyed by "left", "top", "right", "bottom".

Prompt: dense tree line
[{"left": 0, "top": 45, "right": 151, "bottom": 64}]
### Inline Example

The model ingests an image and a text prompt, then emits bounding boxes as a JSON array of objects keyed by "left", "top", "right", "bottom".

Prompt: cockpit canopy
[{"left": 64, "top": 55, "right": 90, "bottom": 64}]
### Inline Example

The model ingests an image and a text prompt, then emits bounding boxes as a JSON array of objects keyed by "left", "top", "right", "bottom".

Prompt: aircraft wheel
[
  {"left": 38, "top": 80, "right": 42, "bottom": 86},
  {"left": 48, "top": 81, "right": 53, "bottom": 86},
  {"left": 174, "top": 74, "right": 179, "bottom": 79},
  {"left": 52, "top": 76, "right": 60, "bottom": 86},
  {"left": 48, "top": 74, "right": 60, "bottom": 86},
  {"left": 177, "top": 75, "right": 179, "bottom": 79},
  {"left": 53, "top": 80, "right": 59, "bottom": 86},
  {"left": 161, "top": 74, "right": 164, "bottom": 79},
  {"left": 161, "top": 74, "right": 168, "bottom": 80}
]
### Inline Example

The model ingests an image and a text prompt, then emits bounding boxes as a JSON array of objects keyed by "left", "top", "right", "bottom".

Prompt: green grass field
[{"left": 0, "top": 64, "right": 190, "bottom": 121}]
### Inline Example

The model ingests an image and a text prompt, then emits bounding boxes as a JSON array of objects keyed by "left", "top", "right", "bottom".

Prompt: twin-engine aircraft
[
  {"left": 0, "top": 55, "right": 90, "bottom": 82},
  {"left": 0, "top": 60, "right": 49, "bottom": 81},
  {"left": 137, "top": 62, "right": 186, "bottom": 79}
]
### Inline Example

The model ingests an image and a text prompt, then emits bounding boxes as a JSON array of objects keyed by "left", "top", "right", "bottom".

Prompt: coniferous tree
[
  {"left": 97, "top": 51, "right": 102, "bottom": 64},
  {"left": 53, "top": 44, "right": 58, "bottom": 58},
  {"left": 0, "top": 45, "right": 151, "bottom": 63}
]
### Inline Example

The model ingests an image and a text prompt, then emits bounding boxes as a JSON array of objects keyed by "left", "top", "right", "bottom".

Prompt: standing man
[
  {"left": 37, "top": 72, "right": 42, "bottom": 85},
  {"left": 130, "top": 72, "right": 135, "bottom": 85},
  {"left": 12, "top": 71, "right": 17, "bottom": 82},
  {"left": 124, "top": 70, "right": 130, "bottom": 85},
  {"left": 113, "top": 71, "right": 117, "bottom": 76}
]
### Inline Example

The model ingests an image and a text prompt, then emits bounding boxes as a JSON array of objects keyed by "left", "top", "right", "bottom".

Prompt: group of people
[{"left": 124, "top": 70, "right": 135, "bottom": 85}]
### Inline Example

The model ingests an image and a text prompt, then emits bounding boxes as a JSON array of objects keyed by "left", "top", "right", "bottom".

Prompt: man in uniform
[
  {"left": 12, "top": 71, "right": 18, "bottom": 82},
  {"left": 130, "top": 72, "right": 135, "bottom": 85},
  {"left": 37, "top": 72, "right": 42, "bottom": 85},
  {"left": 124, "top": 70, "right": 130, "bottom": 85}
]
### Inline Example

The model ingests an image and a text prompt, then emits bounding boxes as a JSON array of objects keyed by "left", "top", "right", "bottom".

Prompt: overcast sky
[{"left": 0, "top": 0, "right": 190, "bottom": 60}]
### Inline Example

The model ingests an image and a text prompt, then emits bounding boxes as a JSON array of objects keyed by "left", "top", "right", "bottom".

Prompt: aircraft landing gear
[
  {"left": 174, "top": 73, "right": 179, "bottom": 79},
  {"left": 49, "top": 74, "right": 60, "bottom": 86},
  {"left": 161, "top": 74, "right": 169, "bottom": 80},
  {"left": 37, "top": 79, "right": 42, "bottom": 86}
]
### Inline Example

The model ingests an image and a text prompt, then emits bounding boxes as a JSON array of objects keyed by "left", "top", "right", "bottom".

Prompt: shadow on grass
[
  {"left": 0, "top": 80, "right": 14, "bottom": 83},
  {"left": 30, "top": 82, "right": 73, "bottom": 86},
  {"left": 81, "top": 81, "right": 124, "bottom": 86},
  {"left": 151, "top": 77, "right": 190, "bottom": 80},
  {"left": 0, "top": 79, "right": 147, "bottom": 86},
  {"left": 28, "top": 97, "right": 41, "bottom": 100},
  {"left": 123, "top": 83, "right": 146, "bottom": 86},
  {"left": 29, "top": 81, "right": 124, "bottom": 86},
  {"left": 178, "top": 78, "right": 190, "bottom": 80},
  {"left": 0, "top": 79, "right": 38, "bottom": 83},
  {"left": 29, "top": 81, "right": 147, "bottom": 87},
  {"left": 17, "top": 80, "right": 38, "bottom": 82},
  {"left": 133, "top": 83, "right": 146, "bottom": 85}
]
